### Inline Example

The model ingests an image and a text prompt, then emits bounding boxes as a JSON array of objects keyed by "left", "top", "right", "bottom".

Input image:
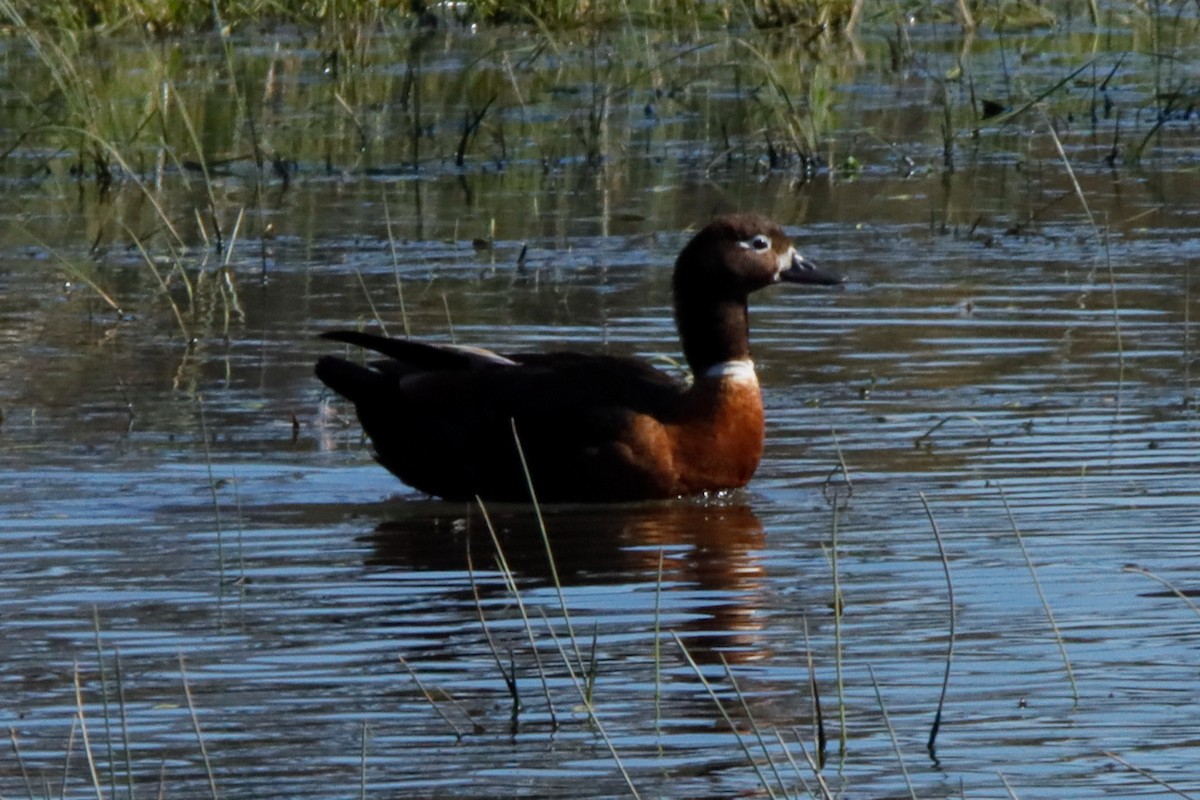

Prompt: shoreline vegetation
[
  {"left": 0, "top": 0, "right": 1194, "bottom": 335},
  {"left": 0, "top": 0, "right": 1138, "bottom": 35},
  {"left": 6, "top": 0, "right": 862, "bottom": 33}
]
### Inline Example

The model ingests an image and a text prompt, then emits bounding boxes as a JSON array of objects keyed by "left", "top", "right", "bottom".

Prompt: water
[{"left": 2, "top": 14, "right": 1199, "bottom": 800}]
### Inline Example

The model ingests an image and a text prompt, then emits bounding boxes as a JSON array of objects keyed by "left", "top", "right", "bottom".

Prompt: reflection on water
[
  {"left": 369, "top": 501, "right": 769, "bottom": 661},
  {"left": 1, "top": 15, "right": 1199, "bottom": 800}
]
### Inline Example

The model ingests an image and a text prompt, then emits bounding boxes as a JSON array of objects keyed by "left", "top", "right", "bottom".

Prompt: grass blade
[
  {"left": 866, "top": 664, "right": 916, "bottom": 800},
  {"left": 71, "top": 661, "right": 104, "bottom": 800},
  {"left": 178, "top": 655, "right": 219, "bottom": 800},
  {"left": 919, "top": 492, "right": 955, "bottom": 755},
  {"left": 997, "top": 484, "right": 1079, "bottom": 704},
  {"left": 674, "top": 634, "right": 779, "bottom": 800}
]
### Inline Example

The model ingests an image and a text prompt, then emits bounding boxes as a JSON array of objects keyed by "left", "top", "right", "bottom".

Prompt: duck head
[
  {"left": 672, "top": 213, "right": 843, "bottom": 373},
  {"left": 674, "top": 213, "right": 842, "bottom": 296}
]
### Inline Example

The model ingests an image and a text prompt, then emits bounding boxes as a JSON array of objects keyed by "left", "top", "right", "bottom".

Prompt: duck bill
[{"left": 778, "top": 250, "right": 844, "bottom": 286}]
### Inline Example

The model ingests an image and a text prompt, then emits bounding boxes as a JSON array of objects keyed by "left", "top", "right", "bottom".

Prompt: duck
[{"left": 315, "top": 213, "right": 843, "bottom": 503}]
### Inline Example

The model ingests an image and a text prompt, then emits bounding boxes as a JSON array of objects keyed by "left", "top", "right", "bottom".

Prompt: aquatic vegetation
[
  {"left": 3, "top": 0, "right": 861, "bottom": 31},
  {"left": 1, "top": 0, "right": 1197, "bottom": 351}
]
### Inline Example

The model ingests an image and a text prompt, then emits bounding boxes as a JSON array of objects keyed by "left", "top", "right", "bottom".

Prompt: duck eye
[{"left": 745, "top": 234, "right": 771, "bottom": 252}]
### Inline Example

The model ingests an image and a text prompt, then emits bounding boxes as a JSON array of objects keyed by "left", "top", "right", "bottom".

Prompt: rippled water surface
[{"left": 2, "top": 14, "right": 1199, "bottom": 800}]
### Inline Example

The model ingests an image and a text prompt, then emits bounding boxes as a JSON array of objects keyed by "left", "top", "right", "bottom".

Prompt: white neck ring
[{"left": 701, "top": 358, "right": 757, "bottom": 383}]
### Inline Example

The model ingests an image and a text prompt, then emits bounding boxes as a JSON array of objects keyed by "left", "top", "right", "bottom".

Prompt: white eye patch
[{"left": 738, "top": 234, "right": 772, "bottom": 252}]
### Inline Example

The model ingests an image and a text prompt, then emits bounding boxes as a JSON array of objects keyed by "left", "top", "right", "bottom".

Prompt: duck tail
[{"left": 314, "top": 356, "right": 388, "bottom": 404}]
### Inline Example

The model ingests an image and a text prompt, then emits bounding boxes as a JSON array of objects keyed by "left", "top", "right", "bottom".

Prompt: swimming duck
[{"left": 315, "top": 213, "right": 842, "bottom": 502}]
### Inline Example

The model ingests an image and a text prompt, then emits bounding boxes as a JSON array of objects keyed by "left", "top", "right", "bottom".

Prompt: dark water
[{"left": 2, "top": 14, "right": 1199, "bottom": 800}]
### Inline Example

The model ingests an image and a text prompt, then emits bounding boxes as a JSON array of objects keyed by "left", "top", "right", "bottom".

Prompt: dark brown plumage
[{"left": 315, "top": 213, "right": 843, "bottom": 502}]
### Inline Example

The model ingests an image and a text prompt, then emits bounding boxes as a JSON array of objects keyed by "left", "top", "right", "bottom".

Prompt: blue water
[{"left": 2, "top": 17, "right": 1199, "bottom": 800}]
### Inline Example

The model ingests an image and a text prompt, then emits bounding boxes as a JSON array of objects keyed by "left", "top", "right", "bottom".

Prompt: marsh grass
[
  {"left": 382, "top": 433, "right": 979, "bottom": 799},
  {"left": 0, "top": 0, "right": 774, "bottom": 32},
  {"left": 178, "top": 656, "right": 220, "bottom": 800},
  {"left": 4, "top": 0, "right": 1194, "bottom": 321},
  {"left": 2, "top": 1, "right": 253, "bottom": 346},
  {"left": 7, "top": 617, "right": 210, "bottom": 800},
  {"left": 674, "top": 636, "right": 787, "bottom": 799},
  {"left": 9, "top": 477, "right": 1136, "bottom": 800},
  {"left": 478, "top": 498, "right": 562, "bottom": 724},
  {"left": 827, "top": 496, "right": 848, "bottom": 755},
  {"left": 821, "top": 436, "right": 851, "bottom": 756},
  {"left": 398, "top": 655, "right": 474, "bottom": 738}
]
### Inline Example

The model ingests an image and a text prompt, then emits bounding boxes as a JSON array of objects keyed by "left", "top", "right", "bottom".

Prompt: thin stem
[
  {"left": 866, "top": 664, "right": 916, "bottom": 800},
  {"left": 179, "top": 655, "right": 219, "bottom": 800},
  {"left": 464, "top": 544, "right": 520, "bottom": 717},
  {"left": 543, "top": 612, "right": 642, "bottom": 799},
  {"left": 509, "top": 421, "right": 585, "bottom": 677},
  {"left": 476, "top": 498, "right": 559, "bottom": 727},
  {"left": 919, "top": 492, "right": 955, "bottom": 755},
  {"left": 398, "top": 656, "right": 464, "bottom": 740},
  {"left": 1103, "top": 751, "right": 1197, "bottom": 799},
  {"left": 8, "top": 727, "right": 35, "bottom": 799},
  {"left": 72, "top": 661, "right": 104, "bottom": 800},
  {"left": 674, "top": 635, "right": 778, "bottom": 800},
  {"left": 997, "top": 484, "right": 1079, "bottom": 704},
  {"left": 1122, "top": 564, "right": 1200, "bottom": 621},
  {"left": 359, "top": 721, "right": 369, "bottom": 800}
]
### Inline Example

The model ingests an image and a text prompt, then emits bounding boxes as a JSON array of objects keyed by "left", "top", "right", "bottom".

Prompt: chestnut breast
[{"left": 664, "top": 361, "right": 765, "bottom": 494}]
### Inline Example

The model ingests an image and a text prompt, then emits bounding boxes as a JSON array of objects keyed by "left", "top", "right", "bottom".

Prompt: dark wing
[
  {"left": 316, "top": 330, "right": 520, "bottom": 406},
  {"left": 320, "top": 330, "right": 516, "bottom": 371},
  {"left": 316, "top": 333, "right": 688, "bottom": 501}
]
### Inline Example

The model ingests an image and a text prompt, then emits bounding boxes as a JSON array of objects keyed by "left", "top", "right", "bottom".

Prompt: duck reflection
[{"left": 366, "top": 500, "right": 769, "bottom": 663}]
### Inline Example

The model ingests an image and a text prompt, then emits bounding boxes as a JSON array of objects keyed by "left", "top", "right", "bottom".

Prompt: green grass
[
  {"left": 1, "top": 0, "right": 858, "bottom": 32},
  {"left": 2, "top": 0, "right": 1195, "bottom": 345},
  {"left": 3, "top": 0, "right": 1167, "bottom": 34}
]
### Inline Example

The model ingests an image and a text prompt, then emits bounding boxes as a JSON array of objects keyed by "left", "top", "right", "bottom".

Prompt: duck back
[{"left": 318, "top": 343, "right": 690, "bottom": 502}]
